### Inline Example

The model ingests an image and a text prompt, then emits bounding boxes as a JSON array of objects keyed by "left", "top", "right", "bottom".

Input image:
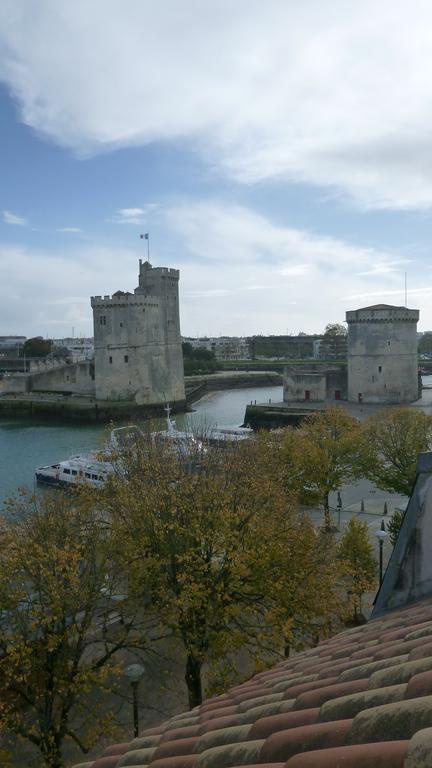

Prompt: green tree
[
  {"left": 337, "top": 518, "right": 377, "bottom": 622},
  {"left": 103, "top": 435, "right": 343, "bottom": 708},
  {"left": 182, "top": 342, "right": 219, "bottom": 374},
  {"left": 0, "top": 491, "right": 146, "bottom": 768},
  {"left": 272, "top": 407, "right": 370, "bottom": 529},
  {"left": 321, "top": 324, "right": 347, "bottom": 360},
  {"left": 23, "top": 336, "right": 52, "bottom": 357},
  {"left": 418, "top": 333, "right": 432, "bottom": 357},
  {"left": 387, "top": 509, "right": 405, "bottom": 547},
  {"left": 363, "top": 408, "right": 432, "bottom": 496}
]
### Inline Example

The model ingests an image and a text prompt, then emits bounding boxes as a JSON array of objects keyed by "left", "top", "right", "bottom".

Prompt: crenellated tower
[{"left": 91, "top": 260, "right": 185, "bottom": 405}]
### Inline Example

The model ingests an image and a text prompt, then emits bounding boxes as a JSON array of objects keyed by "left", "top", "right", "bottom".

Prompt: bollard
[
  {"left": 384, "top": 501, "right": 388, "bottom": 515},
  {"left": 360, "top": 499, "right": 365, "bottom": 512}
]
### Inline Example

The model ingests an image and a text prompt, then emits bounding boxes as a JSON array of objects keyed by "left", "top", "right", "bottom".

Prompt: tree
[
  {"left": 103, "top": 435, "right": 343, "bottom": 708},
  {"left": 23, "top": 337, "right": 52, "bottom": 357},
  {"left": 387, "top": 508, "right": 405, "bottom": 547},
  {"left": 363, "top": 408, "right": 432, "bottom": 496},
  {"left": 337, "top": 518, "right": 377, "bottom": 622},
  {"left": 321, "top": 324, "right": 347, "bottom": 360},
  {"left": 0, "top": 491, "right": 147, "bottom": 768},
  {"left": 272, "top": 407, "right": 370, "bottom": 529},
  {"left": 418, "top": 333, "right": 432, "bottom": 357},
  {"left": 182, "top": 342, "right": 219, "bottom": 375}
]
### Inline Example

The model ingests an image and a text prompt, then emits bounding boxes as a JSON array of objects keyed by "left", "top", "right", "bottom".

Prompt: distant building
[
  {"left": 249, "top": 335, "right": 319, "bottom": 360},
  {"left": 0, "top": 336, "right": 26, "bottom": 356},
  {"left": 183, "top": 336, "right": 251, "bottom": 361},
  {"left": 346, "top": 304, "right": 419, "bottom": 403},
  {"left": 53, "top": 337, "right": 94, "bottom": 361},
  {"left": 91, "top": 260, "right": 185, "bottom": 405}
]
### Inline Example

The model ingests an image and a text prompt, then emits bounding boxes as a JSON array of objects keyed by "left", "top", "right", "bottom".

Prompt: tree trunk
[
  {"left": 185, "top": 653, "right": 203, "bottom": 709},
  {"left": 323, "top": 492, "right": 331, "bottom": 531}
]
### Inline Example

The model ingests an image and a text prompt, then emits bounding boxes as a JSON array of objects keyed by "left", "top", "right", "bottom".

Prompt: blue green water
[{"left": 0, "top": 386, "right": 282, "bottom": 504}]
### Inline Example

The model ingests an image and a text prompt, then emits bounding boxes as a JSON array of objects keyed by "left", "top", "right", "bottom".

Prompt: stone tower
[
  {"left": 91, "top": 260, "right": 185, "bottom": 405},
  {"left": 346, "top": 303, "right": 419, "bottom": 404}
]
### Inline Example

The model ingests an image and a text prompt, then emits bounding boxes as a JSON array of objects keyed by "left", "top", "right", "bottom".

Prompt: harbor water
[{"left": 0, "top": 385, "right": 282, "bottom": 505}]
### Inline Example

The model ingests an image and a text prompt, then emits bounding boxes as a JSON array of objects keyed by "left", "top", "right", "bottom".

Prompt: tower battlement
[
  {"left": 91, "top": 261, "right": 185, "bottom": 406},
  {"left": 346, "top": 303, "right": 419, "bottom": 404}
]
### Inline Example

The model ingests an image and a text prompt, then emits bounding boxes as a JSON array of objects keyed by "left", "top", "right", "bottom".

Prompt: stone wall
[
  {"left": 283, "top": 371, "right": 327, "bottom": 402},
  {"left": 347, "top": 305, "right": 419, "bottom": 404},
  {"left": 0, "top": 362, "right": 94, "bottom": 396},
  {"left": 91, "top": 261, "right": 185, "bottom": 406}
]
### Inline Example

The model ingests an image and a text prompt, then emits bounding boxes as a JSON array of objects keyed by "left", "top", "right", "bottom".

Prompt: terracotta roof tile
[
  {"left": 248, "top": 709, "right": 320, "bottom": 740},
  {"left": 284, "top": 741, "right": 409, "bottom": 767},
  {"left": 71, "top": 598, "right": 432, "bottom": 768},
  {"left": 259, "top": 719, "right": 353, "bottom": 762},
  {"left": 293, "top": 679, "right": 369, "bottom": 710},
  {"left": 102, "top": 745, "right": 132, "bottom": 757}
]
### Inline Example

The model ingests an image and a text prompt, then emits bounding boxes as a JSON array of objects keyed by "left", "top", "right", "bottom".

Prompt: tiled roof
[{"left": 72, "top": 596, "right": 432, "bottom": 768}]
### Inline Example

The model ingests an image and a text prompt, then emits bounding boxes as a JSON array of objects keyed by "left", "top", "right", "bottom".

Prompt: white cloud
[
  {"left": 112, "top": 206, "right": 159, "bottom": 225},
  {"left": 164, "top": 202, "right": 423, "bottom": 335},
  {"left": 2, "top": 2, "right": 432, "bottom": 208},
  {"left": 56, "top": 227, "right": 82, "bottom": 233},
  {"left": 0, "top": 243, "right": 139, "bottom": 336},
  {"left": 2, "top": 210, "right": 28, "bottom": 226},
  {"left": 0, "top": 202, "right": 427, "bottom": 337}
]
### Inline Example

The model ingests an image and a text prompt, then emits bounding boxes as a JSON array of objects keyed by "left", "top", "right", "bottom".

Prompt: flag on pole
[{"left": 140, "top": 233, "right": 149, "bottom": 240}]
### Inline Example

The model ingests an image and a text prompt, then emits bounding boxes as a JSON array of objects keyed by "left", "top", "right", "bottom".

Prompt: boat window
[
  {"left": 85, "top": 472, "right": 91, "bottom": 478},
  {"left": 99, "top": 476, "right": 104, "bottom": 481},
  {"left": 71, "top": 469, "right": 78, "bottom": 476},
  {"left": 63, "top": 468, "right": 71, "bottom": 475},
  {"left": 92, "top": 474, "right": 99, "bottom": 480}
]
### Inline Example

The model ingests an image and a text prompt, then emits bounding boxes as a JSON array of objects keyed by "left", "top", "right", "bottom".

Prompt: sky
[{"left": 2, "top": 1, "right": 432, "bottom": 338}]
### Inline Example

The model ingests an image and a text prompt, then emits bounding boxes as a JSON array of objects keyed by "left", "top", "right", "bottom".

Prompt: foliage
[
  {"left": 323, "top": 323, "right": 347, "bottom": 338},
  {"left": 102, "top": 435, "right": 343, "bottom": 708},
  {"left": 418, "top": 333, "right": 432, "bottom": 357},
  {"left": 0, "top": 491, "right": 146, "bottom": 768},
  {"left": 387, "top": 509, "right": 405, "bottom": 547},
  {"left": 337, "top": 518, "right": 377, "bottom": 621},
  {"left": 23, "top": 337, "right": 53, "bottom": 358},
  {"left": 363, "top": 408, "right": 432, "bottom": 496},
  {"left": 182, "top": 342, "right": 219, "bottom": 375},
  {"left": 249, "top": 335, "right": 314, "bottom": 360},
  {"left": 268, "top": 408, "right": 370, "bottom": 529},
  {"left": 320, "top": 324, "right": 347, "bottom": 359}
]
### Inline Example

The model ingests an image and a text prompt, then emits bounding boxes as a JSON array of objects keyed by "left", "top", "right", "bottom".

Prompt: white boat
[
  {"left": 206, "top": 425, "right": 253, "bottom": 444},
  {"left": 35, "top": 454, "right": 112, "bottom": 488},
  {"left": 35, "top": 407, "right": 201, "bottom": 488}
]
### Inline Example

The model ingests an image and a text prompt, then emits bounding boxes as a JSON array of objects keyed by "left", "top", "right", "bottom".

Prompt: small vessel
[
  {"left": 35, "top": 454, "right": 112, "bottom": 488},
  {"left": 206, "top": 425, "right": 253, "bottom": 444},
  {"left": 35, "top": 407, "right": 201, "bottom": 488},
  {"left": 152, "top": 404, "right": 204, "bottom": 455}
]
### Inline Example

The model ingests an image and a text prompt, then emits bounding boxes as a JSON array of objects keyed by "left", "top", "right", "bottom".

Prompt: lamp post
[
  {"left": 124, "top": 663, "right": 145, "bottom": 738},
  {"left": 375, "top": 520, "right": 388, "bottom": 586}
]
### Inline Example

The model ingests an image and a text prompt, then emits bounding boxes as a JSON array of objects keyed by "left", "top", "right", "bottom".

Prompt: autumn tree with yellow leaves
[
  {"left": 102, "top": 434, "right": 343, "bottom": 709},
  {"left": 363, "top": 407, "right": 432, "bottom": 496},
  {"left": 266, "top": 407, "right": 370, "bottom": 530},
  {"left": 0, "top": 492, "right": 149, "bottom": 768}
]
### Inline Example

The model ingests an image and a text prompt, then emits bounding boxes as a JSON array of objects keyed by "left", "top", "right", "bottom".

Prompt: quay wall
[
  {"left": 0, "top": 362, "right": 94, "bottom": 396},
  {"left": 185, "top": 371, "right": 282, "bottom": 404}
]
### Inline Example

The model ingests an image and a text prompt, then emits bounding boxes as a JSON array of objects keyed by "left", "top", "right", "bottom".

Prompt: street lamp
[
  {"left": 124, "top": 663, "right": 145, "bottom": 738},
  {"left": 375, "top": 520, "right": 389, "bottom": 586}
]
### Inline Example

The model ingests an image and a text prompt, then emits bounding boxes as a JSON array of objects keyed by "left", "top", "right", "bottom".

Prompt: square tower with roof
[
  {"left": 91, "top": 260, "right": 185, "bottom": 406},
  {"left": 346, "top": 303, "right": 419, "bottom": 403}
]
